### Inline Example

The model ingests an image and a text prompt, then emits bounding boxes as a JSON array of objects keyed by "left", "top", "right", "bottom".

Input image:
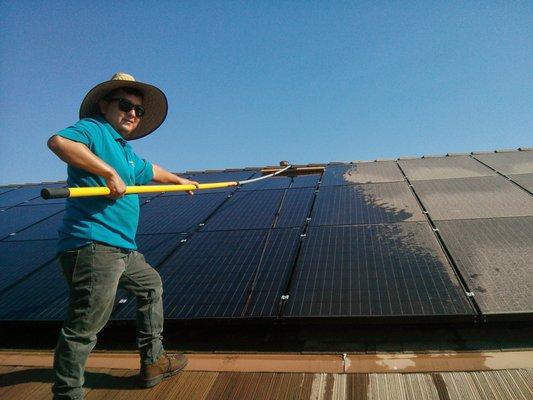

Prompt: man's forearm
[
  {"left": 48, "top": 135, "right": 116, "bottom": 179},
  {"left": 152, "top": 164, "right": 185, "bottom": 184}
]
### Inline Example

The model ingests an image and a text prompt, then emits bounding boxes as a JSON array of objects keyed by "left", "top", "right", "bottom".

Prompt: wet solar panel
[
  {"left": 510, "top": 174, "right": 533, "bottom": 193},
  {"left": 436, "top": 217, "right": 533, "bottom": 318},
  {"left": 474, "top": 151, "right": 533, "bottom": 175},
  {"left": 241, "top": 173, "right": 320, "bottom": 191},
  {"left": 137, "top": 192, "right": 229, "bottom": 234},
  {"left": 284, "top": 223, "right": 475, "bottom": 319},
  {"left": 411, "top": 176, "right": 533, "bottom": 220},
  {"left": 310, "top": 182, "right": 425, "bottom": 226},
  {"left": 0, "top": 240, "right": 57, "bottom": 292},
  {"left": 398, "top": 156, "right": 496, "bottom": 181},
  {"left": 185, "top": 170, "right": 256, "bottom": 193},
  {"left": 0, "top": 204, "right": 64, "bottom": 240},
  {"left": 321, "top": 162, "right": 405, "bottom": 186}
]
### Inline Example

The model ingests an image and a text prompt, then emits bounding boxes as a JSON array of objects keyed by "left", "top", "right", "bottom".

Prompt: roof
[{"left": 0, "top": 149, "right": 531, "bottom": 324}]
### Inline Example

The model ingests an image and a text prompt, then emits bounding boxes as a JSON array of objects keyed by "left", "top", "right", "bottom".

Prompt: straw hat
[{"left": 79, "top": 72, "right": 168, "bottom": 140}]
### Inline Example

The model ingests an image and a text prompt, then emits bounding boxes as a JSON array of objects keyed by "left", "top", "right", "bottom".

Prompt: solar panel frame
[
  {"left": 398, "top": 156, "right": 496, "bottom": 181},
  {"left": 321, "top": 162, "right": 405, "bottom": 186},
  {"left": 411, "top": 176, "right": 533, "bottom": 221},
  {"left": 283, "top": 223, "right": 475, "bottom": 322},
  {"left": 473, "top": 151, "right": 533, "bottom": 175},
  {"left": 435, "top": 217, "right": 533, "bottom": 319},
  {"left": 310, "top": 182, "right": 426, "bottom": 227}
]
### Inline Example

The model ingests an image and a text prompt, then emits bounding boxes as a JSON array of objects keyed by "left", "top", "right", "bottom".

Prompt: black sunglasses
[{"left": 108, "top": 98, "right": 145, "bottom": 117}]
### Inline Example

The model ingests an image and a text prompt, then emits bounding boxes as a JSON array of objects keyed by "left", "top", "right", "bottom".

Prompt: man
[{"left": 48, "top": 72, "right": 199, "bottom": 399}]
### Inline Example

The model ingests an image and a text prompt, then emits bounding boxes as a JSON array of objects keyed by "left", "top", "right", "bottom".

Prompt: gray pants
[{"left": 52, "top": 242, "right": 164, "bottom": 399}]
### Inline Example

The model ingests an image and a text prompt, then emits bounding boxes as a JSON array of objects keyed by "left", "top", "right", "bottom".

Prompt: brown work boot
[{"left": 140, "top": 352, "right": 188, "bottom": 387}]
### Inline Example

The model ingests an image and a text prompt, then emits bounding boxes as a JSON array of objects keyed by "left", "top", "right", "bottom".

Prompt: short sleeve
[
  {"left": 132, "top": 152, "right": 154, "bottom": 185},
  {"left": 55, "top": 118, "right": 98, "bottom": 147}
]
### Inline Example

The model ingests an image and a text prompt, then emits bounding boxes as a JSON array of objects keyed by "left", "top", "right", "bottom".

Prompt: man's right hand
[{"left": 105, "top": 172, "right": 127, "bottom": 199}]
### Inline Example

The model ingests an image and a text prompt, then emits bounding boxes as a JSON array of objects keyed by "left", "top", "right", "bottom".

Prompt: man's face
[{"left": 99, "top": 90, "right": 143, "bottom": 138}]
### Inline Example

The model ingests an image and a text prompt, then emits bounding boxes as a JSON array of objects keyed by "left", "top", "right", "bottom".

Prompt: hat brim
[{"left": 79, "top": 80, "right": 168, "bottom": 140}]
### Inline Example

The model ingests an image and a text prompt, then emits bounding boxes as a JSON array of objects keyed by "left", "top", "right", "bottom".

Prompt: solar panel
[
  {"left": 436, "top": 217, "right": 533, "bottom": 318},
  {"left": 0, "top": 259, "right": 68, "bottom": 321},
  {"left": 275, "top": 188, "right": 315, "bottom": 228},
  {"left": 0, "top": 240, "right": 57, "bottom": 292},
  {"left": 310, "top": 182, "right": 425, "bottom": 227},
  {"left": 115, "top": 228, "right": 302, "bottom": 320},
  {"left": 0, "top": 183, "right": 65, "bottom": 207},
  {"left": 202, "top": 190, "right": 284, "bottom": 231},
  {"left": 411, "top": 176, "right": 533, "bottom": 221},
  {"left": 510, "top": 174, "right": 533, "bottom": 193},
  {"left": 284, "top": 223, "right": 475, "bottom": 319},
  {"left": 241, "top": 173, "right": 320, "bottom": 191},
  {"left": 474, "top": 151, "right": 533, "bottom": 175},
  {"left": 0, "top": 204, "right": 64, "bottom": 240},
  {"left": 137, "top": 192, "right": 228, "bottom": 234},
  {"left": 243, "top": 228, "right": 302, "bottom": 317},
  {"left": 5, "top": 210, "right": 64, "bottom": 241},
  {"left": 398, "top": 156, "right": 496, "bottom": 181},
  {"left": 321, "top": 162, "right": 405, "bottom": 186},
  {"left": 0, "top": 186, "right": 18, "bottom": 196},
  {"left": 202, "top": 188, "right": 314, "bottom": 231},
  {"left": 185, "top": 170, "right": 255, "bottom": 193}
]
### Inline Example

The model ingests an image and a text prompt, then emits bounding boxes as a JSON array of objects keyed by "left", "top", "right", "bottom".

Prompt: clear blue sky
[{"left": 1, "top": 1, "right": 531, "bottom": 185}]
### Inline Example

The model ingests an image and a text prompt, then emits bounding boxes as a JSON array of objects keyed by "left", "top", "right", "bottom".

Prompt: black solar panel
[
  {"left": 411, "top": 176, "right": 533, "bottom": 220},
  {"left": 284, "top": 223, "right": 475, "bottom": 319},
  {"left": 202, "top": 188, "right": 314, "bottom": 231},
  {"left": 0, "top": 240, "right": 57, "bottom": 292},
  {"left": 0, "top": 204, "right": 64, "bottom": 240},
  {"left": 474, "top": 151, "right": 533, "bottom": 175},
  {"left": 202, "top": 190, "right": 284, "bottom": 231},
  {"left": 241, "top": 174, "right": 320, "bottom": 191},
  {"left": 436, "top": 217, "right": 533, "bottom": 318},
  {"left": 275, "top": 188, "right": 315, "bottom": 228},
  {"left": 0, "top": 183, "right": 65, "bottom": 208},
  {"left": 398, "top": 156, "right": 496, "bottom": 181},
  {"left": 5, "top": 210, "right": 64, "bottom": 241},
  {"left": 310, "top": 182, "right": 425, "bottom": 227},
  {"left": 321, "top": 162, "right": 405, "bottom": 186},
  {"left": 115, "top": 228, "right": 302, "bottom": 320},
  {"left": 0, "top": 259, "right": 68, "bottom": 321},
  {"left": 510, "top": 174, "right": 533, "bottom": 193},
  {"left": 137, "top": 192, "right": 228, "bottom": 234},
  {"left": 185, "top": 170, "right": 255, "bottom": 193}
]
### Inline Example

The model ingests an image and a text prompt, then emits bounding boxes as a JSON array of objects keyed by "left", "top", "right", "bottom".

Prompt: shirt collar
[{"left": 95, "top": 115, "right": 126, "bottom": 143}]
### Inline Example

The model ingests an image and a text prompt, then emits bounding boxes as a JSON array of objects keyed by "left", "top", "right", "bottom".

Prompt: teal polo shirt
[{"left": 56, "top": 116, "right": 154, "bottom": 252}]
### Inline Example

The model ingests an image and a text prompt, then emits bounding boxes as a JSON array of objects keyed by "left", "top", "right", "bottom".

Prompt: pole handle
[{"left": 41, "top": 188, "right": 70, "bottom": 199}]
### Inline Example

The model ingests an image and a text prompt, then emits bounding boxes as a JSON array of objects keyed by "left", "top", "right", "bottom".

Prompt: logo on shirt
[{"left": 129, "top": 161, "right": 135, "bottom": 168}]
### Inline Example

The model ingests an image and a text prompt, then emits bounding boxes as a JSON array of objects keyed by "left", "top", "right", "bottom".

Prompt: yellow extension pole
[{"left": 41, "top": 182, "right": 238, "bottom": 199}]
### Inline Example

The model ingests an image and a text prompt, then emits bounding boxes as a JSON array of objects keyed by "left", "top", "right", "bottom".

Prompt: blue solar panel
[
  {"left": 0, "top": 259, "right": 68, "bottom": 321},
  {"left": 137, "top": 192, "right": 228, "bottom": 234},
  {"left": 185, "top": 170, "right": 255, "bottom": 194},
  {"left": 0, "top": 240, "right": 57, "bottom": 292},
  {"left": 0, "top": 183, "right": 65, "bottom": 207},
  {"left": 202, "top": 190, "right": 284, "bottom": 231},
  {"left": 284, "top": 223, "right": 475, "bottom": 319},
  {"left": 241, "top": 173, "right": 320, "bottom": 191},
  {"left": 275, "top": 188, "right": 315, "bottom": 228},
  {"left": 0, "top": 204, "right": 64, "bottom": 240},
  {"left": 310, "top": 182, "right": 425, "bottom": 227},
  {"left": 5, "top": 210, "right": 64, "bottom": 241},
  {"left": 144, "top": 228, "right": 302, "bottom": 319}
]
